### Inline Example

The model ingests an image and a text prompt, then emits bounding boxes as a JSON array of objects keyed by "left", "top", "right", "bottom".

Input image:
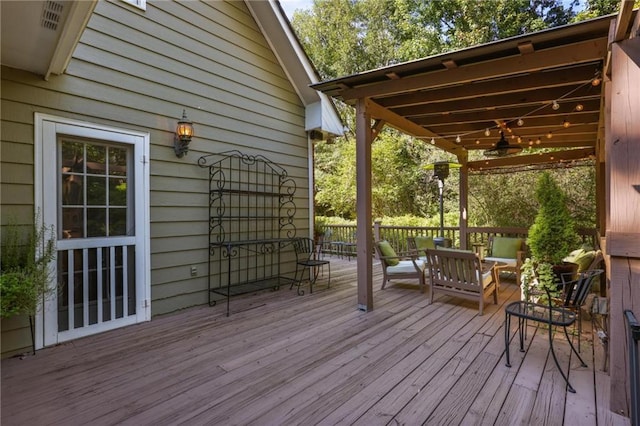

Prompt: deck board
[{"left": 1, "top": 258, "right": 630, "bottom": 425}]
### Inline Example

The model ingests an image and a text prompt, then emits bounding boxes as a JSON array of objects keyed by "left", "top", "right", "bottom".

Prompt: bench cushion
[
  {"left": 386, "top": 259, "right": 425, "bottom": 275},
  {"left": 484, "top": 256, "right": 517, "bottom": 268}
]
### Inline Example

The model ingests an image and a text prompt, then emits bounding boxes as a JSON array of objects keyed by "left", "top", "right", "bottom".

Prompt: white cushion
[
  {"left": 481, "top": 270, "right": 494, "bottom": 287},
  {"left": 484, "top": 256, "right": 517, "bottom": 268},
  {"left": 387, "top": 259, "right": 425, "bottom": 275}
]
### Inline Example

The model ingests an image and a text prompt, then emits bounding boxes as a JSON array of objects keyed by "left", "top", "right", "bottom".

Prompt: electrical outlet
[{"left": 190, "top": 266, "right": 197, "bottom": 277}]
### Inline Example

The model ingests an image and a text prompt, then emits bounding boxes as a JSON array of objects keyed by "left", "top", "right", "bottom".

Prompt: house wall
[{"left": 1, "top": 0, "right": 311, "bottom": 357}]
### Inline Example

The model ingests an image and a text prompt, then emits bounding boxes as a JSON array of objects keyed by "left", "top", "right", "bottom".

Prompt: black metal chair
[
  {"left": 504, "top": 268, "right": 603, "bottom": 393},
  {"left": 291, "top": 237, "right": 331, "bottom": 295}
]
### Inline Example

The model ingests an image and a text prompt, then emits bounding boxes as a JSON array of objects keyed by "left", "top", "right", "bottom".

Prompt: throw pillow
[
  {"left": 414, "top": 235, "right": 435, "bottom": 251},
  {"left": 491, "top": 237, "right": 523, "bottom": 259},
  {"left": 378, "top": 241, "right": 399, "bottom": 266}
]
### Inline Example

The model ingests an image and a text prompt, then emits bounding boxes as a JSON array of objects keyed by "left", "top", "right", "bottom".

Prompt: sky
[
  {"left": 279, "top": 0, "right": 586, "bottom": 20},
  {"left": 279, "top": 0, "right": 313, "bottom": 19}
]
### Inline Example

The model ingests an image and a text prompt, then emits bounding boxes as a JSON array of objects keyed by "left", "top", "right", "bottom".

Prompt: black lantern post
[{"left": 426, "top": 161, "right": 461, "bottom": 248}]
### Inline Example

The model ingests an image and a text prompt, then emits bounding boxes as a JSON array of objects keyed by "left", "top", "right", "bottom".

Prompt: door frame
[{"left": 34, "top": 113, "right": 151, "bottom": 349}]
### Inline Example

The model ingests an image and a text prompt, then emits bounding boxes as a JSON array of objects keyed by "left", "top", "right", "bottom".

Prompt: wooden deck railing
[{"left": 318, "top": 222, "right": 598, "bottom": 254}]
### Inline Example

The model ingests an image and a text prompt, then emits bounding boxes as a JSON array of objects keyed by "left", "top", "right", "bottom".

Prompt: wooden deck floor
[{"left": 1, "top": 258, "right": 630, "bottom": 425}]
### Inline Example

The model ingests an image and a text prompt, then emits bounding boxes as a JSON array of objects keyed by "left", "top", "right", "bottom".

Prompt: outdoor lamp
[{"left": 174, "top": 109, "right": 194, "bottom": 158}]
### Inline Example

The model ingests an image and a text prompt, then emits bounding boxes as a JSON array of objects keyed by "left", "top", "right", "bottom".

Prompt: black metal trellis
[{"left": 198, "top": 151, "right": 297, "bottom": 316}]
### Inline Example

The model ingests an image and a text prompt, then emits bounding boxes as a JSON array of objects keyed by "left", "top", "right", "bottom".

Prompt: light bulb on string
[
  {"left": 484, "top": 128, "right": 490, "bottom": 137},
  {"left": 517, "top": 118, "right": 524, "bottom": 126},
  {"left": 563, "top": 120, "right": 570, "bottom": 128},
  {"left": 575, "top": 103, "right": 584, "bottom": 112},
  {"left": 536, "top": 137, "right": 541, "bottom": 145},
  {"left": 552, "top": 101, "right": 560, "bottom": 110},
  {"left": 456, "top": 135, "right": 461, "bottom": 143},
  {"left": 546, "top": 131, "right": 553, "bottom": 139},
  {"left": 430, "top": 137, "right": 435, "bottom": 145}
]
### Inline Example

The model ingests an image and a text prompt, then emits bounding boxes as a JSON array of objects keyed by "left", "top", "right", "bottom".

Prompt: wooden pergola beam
[
  {"left": 363, "top": 99, "right": 462, "bottom": 155},
  {"left": 340, "top": 37, "right": 608, "bottom": 100},
  {"left": 467, "top": 147, "right": 595, "bottom": 171},
  {"left": 411, "top": 100, "right": 601, "bottom": 126},
  {"left": 375, "top": 64, "right": 597, "bottom": 108},
  {"left": 395, "top": 86, "right": 600, "bottom": 118}
]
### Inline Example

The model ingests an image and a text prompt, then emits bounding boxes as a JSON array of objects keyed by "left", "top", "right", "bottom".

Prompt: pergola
[{"left": 312, "top": 3, "right": 639, "bottom": 418}]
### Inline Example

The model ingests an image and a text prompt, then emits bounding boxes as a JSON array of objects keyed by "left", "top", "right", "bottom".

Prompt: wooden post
[
  {"left": 355, "top": 99, "right": 373, "bottom": 311},
  {"left": 607, "top": 38, "right": 640, "bottom": 417},
  {"left": 458, "top": 152, "right": 468, "bottom": 250}
]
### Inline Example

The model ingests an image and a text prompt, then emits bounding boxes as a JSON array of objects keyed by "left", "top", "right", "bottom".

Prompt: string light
[
  {"left": 430, "top": 137, "right": 435, "bottom": 144},
  {"left": 517, "top": 118, "right": 524, "bottom": 126},
  {"left": 552, "top": 100, "right": 560, "bottom": 110},
  {"left": 456, "top": 135, "right": 461, "bottom": 143},
  {"left": 475, "top": 139, "right": 480, "bottom": 144},
  {"left": 575, "top": 103, "right": 584, "bottom": 112},
  {"left": 484, "top": 128, "right": 490, "bottom": 137},
  {"left": 563, "top": 120, "right": 571, "bottom": 128},
  {"left": 546, "top": 131, "right": 553, "bottom": 139},
  {"left": 536, "top": 137, "right": 541, "bottom": 144}
]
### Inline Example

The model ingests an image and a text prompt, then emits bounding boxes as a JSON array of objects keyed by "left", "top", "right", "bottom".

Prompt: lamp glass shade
[{"left": 176, "top": 110, "right": 193, "bottom": 141}]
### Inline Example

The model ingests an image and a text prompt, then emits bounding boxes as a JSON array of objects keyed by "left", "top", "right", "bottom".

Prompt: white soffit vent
[{"left": 41, "top": 1, "right": 64, "bottom": 31}]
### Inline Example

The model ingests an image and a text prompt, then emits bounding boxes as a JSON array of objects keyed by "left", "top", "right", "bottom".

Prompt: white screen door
[{"left": 35, "top": 114, "right": 150, "bottom": 348}]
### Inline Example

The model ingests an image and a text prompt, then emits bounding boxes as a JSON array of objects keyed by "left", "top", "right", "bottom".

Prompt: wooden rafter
[{"left": 467, "top": 147, "right": 595, "bottom": 171}]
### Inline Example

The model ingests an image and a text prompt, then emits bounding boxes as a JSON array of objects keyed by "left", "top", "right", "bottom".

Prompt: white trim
[
  {"left": 45, "top": 1, "right": 98, "bottom": 80},
  {"left": 308, "top": 134, "right": 315, "bottom": 237},
  {"left": 120, "top": 0, "right": 146, "bottom": 11},
  {"left": 34, "top": 113, "right": 150, "bottom": 349}
]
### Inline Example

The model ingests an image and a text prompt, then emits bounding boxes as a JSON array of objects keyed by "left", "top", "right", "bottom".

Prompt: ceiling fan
[{"left": 483, "top": 131, "right": 523, "bottom": 157}]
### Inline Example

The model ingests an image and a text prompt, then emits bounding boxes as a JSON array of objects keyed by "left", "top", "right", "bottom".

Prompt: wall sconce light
[{"left": 174, "top": 109, "right": 194, "bottom": 158}]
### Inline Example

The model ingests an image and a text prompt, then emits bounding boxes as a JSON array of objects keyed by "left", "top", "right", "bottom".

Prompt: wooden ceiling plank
[
  {"left": 396, "top": 85, "right": 600, "bottom": 117},
  {"left": 425, "top": 112, "right": 600, "bottom": 132},
  {"left": 340, "top": 37, "right": 608, "bottom": 101},
  {"left": 467, "top": 147, "right": 595, "bottom": 171},
  {"left": 375, "top": 64, "right": 597, "bottom": 108},
  {"left": 409, "top": 99, "right": 601, "bottom": 125}
]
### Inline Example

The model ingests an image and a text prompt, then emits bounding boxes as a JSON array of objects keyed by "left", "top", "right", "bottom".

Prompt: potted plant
[
  {"left": 314, "top": 217, "right": 326, "bottom": 244},
  {"left": 1, "top": 213, "right": 56, "bottom": 354},
  {"left": 524, "top": 172, "right": 580, "bottom": 296}
]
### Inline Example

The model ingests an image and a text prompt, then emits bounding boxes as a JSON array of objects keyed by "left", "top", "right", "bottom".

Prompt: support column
[
  {"left": 608, "top": 39, "right": 640, "bottom": 417},
  {"left": 355, "top": 99, "right": 373, "bottom": 311},
  {"left": 458, "top": 152, "right": 469, "bottom": 250}
]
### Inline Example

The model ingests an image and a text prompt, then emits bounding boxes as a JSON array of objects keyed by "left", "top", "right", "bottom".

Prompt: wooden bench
[{"left": 425, "top": 248, "right": 497, "bottom": 315}]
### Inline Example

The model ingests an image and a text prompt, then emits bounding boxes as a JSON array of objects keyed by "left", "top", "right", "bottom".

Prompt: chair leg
[
  {"left": 549, "top": 325, "right": 576, "bottom": 393},
  {"left": 563, "top": 325, "right": 587, "bottom": 367},
  {"left": 505, "top": 311, "right": 512, "bottom": 367},
  {"left": 518, "top": 317, "right": 525, "bottom": 352}
]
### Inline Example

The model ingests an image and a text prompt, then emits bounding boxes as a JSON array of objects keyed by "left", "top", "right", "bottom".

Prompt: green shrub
[
  {"left": 0, "top": 215, "right": 55, "bottom": 318},
  {"left": 527, "top": 172, "right": 580, "bottom": 265}
]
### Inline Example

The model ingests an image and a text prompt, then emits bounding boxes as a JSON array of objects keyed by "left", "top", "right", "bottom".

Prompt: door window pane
[{"left": 59, "top": 139, "right": 131, "bottom": 238}]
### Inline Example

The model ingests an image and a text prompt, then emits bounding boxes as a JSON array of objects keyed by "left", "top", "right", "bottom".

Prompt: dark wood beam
[
  {"left": 363, "top": 99, "right": 462, "bottom": 155},
  {"left": 426, "top": 112, "right": 599, "bottom": 134},
  {"left": 340, "top": 37, "right": 608, "bottom": 100},
  {"left": 375, "top": 64, "right": 598, "bottom": 108},
  {"left": 409, "top": 100, "right": 601, "bottom": 125},
  {"left": 467, "top": 148, "right": 595, "bottom": 171},
  {"left": 394, "top": 85, "right": 600, "bottom": 117}
]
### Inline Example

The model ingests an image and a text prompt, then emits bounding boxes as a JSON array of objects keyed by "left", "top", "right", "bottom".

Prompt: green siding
[{"left": 1, "top": 0, "right": 310, "bottom": 357}]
